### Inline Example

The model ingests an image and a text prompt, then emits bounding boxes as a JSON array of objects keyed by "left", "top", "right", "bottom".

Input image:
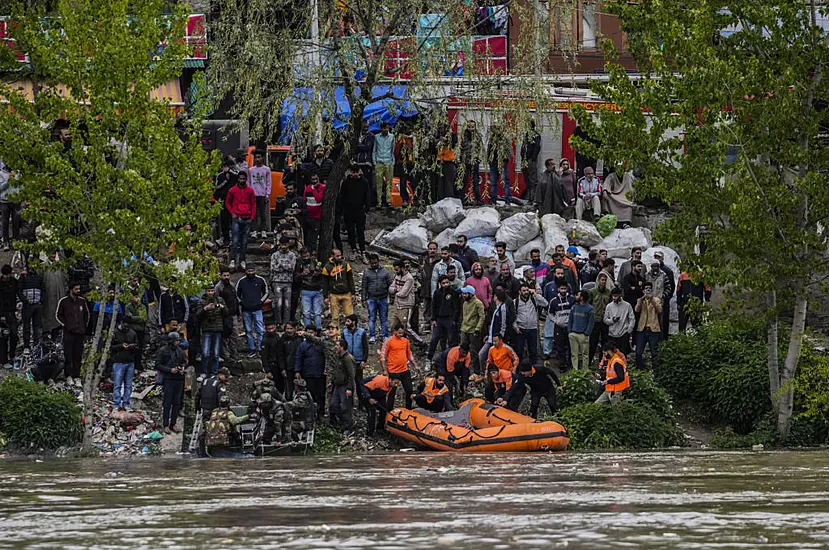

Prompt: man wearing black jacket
[
  {"left": 280, "top": 321, "right": 301, "bottom": 398},
  {"left": 428, "top": 275, "right": 461, "bottom": 360},
  {"left": 356, "top": 126, "right": 376, "bottom": 207},
  {"left": 236, "top": 265, "right": 269, "bottom": 355},
  {"left": 156, "top": 332, "right": 186, "bottom": 433},
  {"left": 499, "top": 362, "right": 562, "bottom": 418},
  {"left": 56, "top": 282, "right": 89, "bottom": 386},
  {"left": 654, "top": 251, "right": 676, "bottom": 340},
  {"left": 0, "top": 264, "right": 18, "bottom": 363},
  {"left": 19, "top": 265, "right": 43, "bottom": 350},
  {"left": 110, "top": 319, "right": 138, "bottom": 410},
  {"left": 521, "top": 120, "right": 542, "bottom": 203},
  {"left": 215, "top": 267, "right": 240, "bottom": 361},
  {"left": 339, "top": 164, "right": 371, "bottom": 261},
  {"left": 261, "top": 323, "right": 285, "bottom": 393},
  {"left": 214, "top": 158, "right": 235, "bottom": 246}
]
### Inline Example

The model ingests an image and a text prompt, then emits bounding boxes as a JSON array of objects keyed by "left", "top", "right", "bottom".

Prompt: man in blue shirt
[{"left": 372, "top": 122, "right": 395, "bottom": 208}]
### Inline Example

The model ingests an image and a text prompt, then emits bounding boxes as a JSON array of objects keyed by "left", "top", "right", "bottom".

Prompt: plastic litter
[
  {"left": 496, "top": 211, "right": 540, "bottom": 251},
  {"left": 454, "top": 207, "right": 500, "bottom": 239},
  {"left": 596, "top": 214, "right": 618, "bottom": 238},
  {"left": 566, "top": 219, "right": 603, "bottom": 248},
  {"left": 466, "top": 236, "right": 498, "bottom": 259}
]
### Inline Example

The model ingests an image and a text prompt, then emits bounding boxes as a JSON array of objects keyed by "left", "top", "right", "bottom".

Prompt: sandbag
[
  {"left": 382, "top": 219, "right": 430, "bottom": 253},
  {"left": 567, "top": 219, "right": 603, "bottom": 248},
  {"left": 419, "top": 198, "right": 465, "bottom": 233},
  {"left": 595, "top": 227, "right": 653, "bottom": 258},
  {"left": 455, "top": 207, "right": 500, "bottom": 239},
  {"left": 435, "top": 227, "right": 455, "bottom": 250},
  {"left": 514, "top": 237, "right": 545, "bottom": 261},
  {"left": 542, "top": 214, "right": 569, "bottom": 257},
  {"left": 495, "top": 212, "right": 540, "bottom": 251}
]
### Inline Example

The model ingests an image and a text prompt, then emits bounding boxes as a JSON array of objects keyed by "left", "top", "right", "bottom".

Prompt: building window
[{"left": 550, "top": 0, "right": 600, "bottom": 51}]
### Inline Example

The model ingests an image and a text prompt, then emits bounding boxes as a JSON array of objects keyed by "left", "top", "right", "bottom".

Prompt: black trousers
[
  {"left": 304, "top": 375, "right": 327, "bottom": 420},
  {"left": 529, "top": 389, "right": 557, "bottom": 418},
  {"left": 0, "top": 201, "right": 18, "bottom": 244},
  {"left": 428, "top": 317, "right": 457, "bottom": 359},
  {"left": 365, "top": 388, "right": 388, "bottom": 435},
  {"left": 63, "top": 331, "right": 84, "bottom": 378},
  {"left": 661, "top": 299, "right": 671, "bottom": 340},
  {"left": 448, "top": 365, "right": 470, "bottom": 399},
  {"left": 414, "top": 392, "right": 451, "bottom": 412},
  {"left": 388, "top": 369, "right": 413, "bottom": 410},
  {"left": 162, "top": 377, "right": 184, "bottom": 428},
  {"left": 22, "top": 303, "right": 42, "bottom": 349},
  {"left": 219, "top": 206, "right": 232, "bottom": 242},
  {"left": 589, "top": 321, "right": 609, "bottom": 363},
  {"left": 610, "top": 333, "right": 631, "bottom": 356},
  {"left": 343, "top": 209, "right": 367, "bottom": 253},
  {"left": 134, "top": 330, "right": 145, "bottom": 371}
]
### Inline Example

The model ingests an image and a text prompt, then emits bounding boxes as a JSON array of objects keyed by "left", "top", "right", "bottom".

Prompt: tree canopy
[{"left": 571, "top": 0, "right": 829, "bottom": 439}]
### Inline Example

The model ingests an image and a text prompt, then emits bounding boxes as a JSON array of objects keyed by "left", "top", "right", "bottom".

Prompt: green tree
[
  {"left": 571, "top": 0, "right": 829, "bottom": 440},
  {"left": 208, "top": 0, "right": 559, "bottom": 259},
  {"left": 0, "top": 0, "right": 219, "bottom": 449}
]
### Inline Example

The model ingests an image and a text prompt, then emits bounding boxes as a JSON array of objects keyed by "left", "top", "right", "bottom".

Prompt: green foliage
[
  {"left": 657, "top": 320, "right": 770, "bottom": 433},
  {"left": 791, "top": 349, "right": 829, "bottom": 445},
  {"left": 313, "top": 425, "right": 349, "bottom": 454},
  {"left": 0, "top": 377, "right": 83, "bottom": 449},
  {"left": 557, "top": 369, "right": 602, "bottom": 409},
  {"left": 627, "top": 370, "right": 674, "bottom": 420},
  {"left": 553, "top": 401, "right": 685, "bottom": 450},
  {"left": 709, "top": 419, "right": 777, "bottom": 450},
  {"left": 0, "top": 0, "right": 220, "bottom": 296}
]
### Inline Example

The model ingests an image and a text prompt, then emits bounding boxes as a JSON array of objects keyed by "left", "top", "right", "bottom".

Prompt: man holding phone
[
  {"left": 111, "top": 317, "right": 138, "bottom": 410},
  {"left": 156, "top": 332, "right": 187, "bottom": 433},
  {"left": 604, "top": 287, "right": 635, "bottom": 356},
  {"left": 634, "top": 282, "right": 663, "bottom": 369}
]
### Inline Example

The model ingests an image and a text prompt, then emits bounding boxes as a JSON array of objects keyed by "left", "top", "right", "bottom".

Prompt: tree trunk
[
  {"left": 777, "top": 298, "right": 808, "bottom": 441},
  {"left": 82, "top": 290, "right": 111, "bottom": 451},
  {"left": 766, "top": 290, "right": 779, "bottom": 411},
  {"left": 317, "top": 106, "right": 367, "bottom": 263}
]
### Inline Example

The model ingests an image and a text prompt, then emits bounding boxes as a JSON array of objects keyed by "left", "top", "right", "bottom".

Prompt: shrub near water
[
  {"left": 0, "top": 377, "right": 83, "bottom": 450},
  {"left": 552, "top": 369, "right": 683, "bottom": 450}
]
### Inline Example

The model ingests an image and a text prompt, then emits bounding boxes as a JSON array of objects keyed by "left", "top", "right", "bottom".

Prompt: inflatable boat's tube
[{"left": 385, "top": 398, "right": 569, "bottom": 452}]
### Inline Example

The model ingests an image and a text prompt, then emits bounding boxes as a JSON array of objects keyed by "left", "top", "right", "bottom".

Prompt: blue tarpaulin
[{"left": 279, "top": 85, "right": 418, "bottom": 143}]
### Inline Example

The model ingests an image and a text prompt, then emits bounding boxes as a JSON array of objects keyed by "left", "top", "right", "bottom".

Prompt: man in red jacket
[{"left": 226, "top": 171, "right": 256, "bottom": 270}]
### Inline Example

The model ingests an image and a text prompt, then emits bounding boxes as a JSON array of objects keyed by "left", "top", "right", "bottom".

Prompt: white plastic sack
[
  {"left": 514, "top": 237, "right": 545, "bottom": 261},
  {"left": 496, "top": 212, "right": 540, "bottom": 251},
  {"left": 542, "top": 214, "right": 569, "bottom": 257},
  {"left": 455, "top": 207, "right": 500, "bottom": 239},
  {"left": 467, "top": 236, "right": 498, "bottom": 259},
  {"left": 382, "top": 219, "right": 430, "bottom": 253},
  {"left": 419, "top": 197, "right": 465, "bottom": 233},
  {"left": 434, "top": 227, "right": 455, "bottom": 250},
  {"left": 567, "top": 219, "right": 603, "bottom": 248},
  {"left": 595, "top": 227, "right": 653, "bottom": 259}
]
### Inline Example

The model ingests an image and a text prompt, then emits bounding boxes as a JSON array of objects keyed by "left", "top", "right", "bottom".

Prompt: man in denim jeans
[
  {"left": 226, "top": 171, "right": 256, "bottom": 270},
  {"left": 196, "top": 286, "right": 228, "bottom": 375},
  {"left": 110, "top": 318, "right": 137, "bottom": 410},
  {"left": 298, "top": 247, "right": 324, "bottom": 329},
  {"left": 361, "top": 253, "right": 391, "bottom": 344},
  {"left": 235, "top": 265, "right": 268, "bottom": 356}
]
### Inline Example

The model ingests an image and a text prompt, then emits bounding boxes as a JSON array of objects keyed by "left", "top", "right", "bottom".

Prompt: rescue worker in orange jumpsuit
[
  {"left": 360, "top": 374, "right": 401, "bottom": 435},
  {"left": 413, "top": 373, "right": 454, "bottom": 412},
  {"left": 433, "top": 342, "right": 471, "bottom": 399},
  {"left": 595, "top": 341, "right": 629, "bottom": 404}
]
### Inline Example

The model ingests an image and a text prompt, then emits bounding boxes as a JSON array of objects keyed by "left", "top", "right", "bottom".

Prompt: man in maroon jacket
[{"left": 226, "top": 171, "right": 256, "bottom": 270}]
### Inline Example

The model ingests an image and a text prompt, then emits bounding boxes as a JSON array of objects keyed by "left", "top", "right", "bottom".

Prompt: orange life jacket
[
  {"left": 365, "top": 375, "right": 392, "bottom": 394},
  {"left": 422, "top": 377, "right": 449, "bottom": 403},
  {"left": 605, "top": 352, "right": 630, "bottom": 392}
]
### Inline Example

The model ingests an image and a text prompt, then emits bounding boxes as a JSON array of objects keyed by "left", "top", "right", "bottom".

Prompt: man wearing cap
[
  {"left": 197, "top": 367, "right": 230, "bottom": 421},
  {"left": 155, "top": 332, "right": 187, "bottom": 433},
  {"left": 459, "top": 285, "right": 485, "bottom": 374},
  {"left": 576, "top": 166, "right": 602, "bottom": 222}
]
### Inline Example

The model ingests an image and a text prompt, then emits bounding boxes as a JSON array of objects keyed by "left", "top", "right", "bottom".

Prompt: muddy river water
[{"left": 2, "top": 450, "right": 829, "bottom": 549}]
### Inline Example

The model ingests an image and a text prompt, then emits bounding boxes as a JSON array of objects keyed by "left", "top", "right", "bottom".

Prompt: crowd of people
[{"left": 0, "top": 116, "right": 714, "bottom": 445}]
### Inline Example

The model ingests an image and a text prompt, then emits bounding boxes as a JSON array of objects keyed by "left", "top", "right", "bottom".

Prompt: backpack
[{"left": 205, "top": 409, "right": 231, "bottom": 447}]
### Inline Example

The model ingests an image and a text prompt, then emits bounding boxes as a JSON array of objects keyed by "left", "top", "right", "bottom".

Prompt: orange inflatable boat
[{"left": 385, "top": 398, "right": 570, "bottom": 452}]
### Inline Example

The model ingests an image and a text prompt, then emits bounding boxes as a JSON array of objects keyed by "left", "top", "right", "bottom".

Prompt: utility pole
[{"left": 311, "top": 0, "right": 323, "bottom": 143}]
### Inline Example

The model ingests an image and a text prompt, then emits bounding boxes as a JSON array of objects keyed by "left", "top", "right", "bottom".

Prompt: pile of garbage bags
[{"left": 377, "top": 198, "right": 679, "bottom": 283}]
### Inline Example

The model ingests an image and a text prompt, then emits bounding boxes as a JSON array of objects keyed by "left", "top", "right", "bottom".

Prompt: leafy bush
[
  {"left": 657, "top": 319, "right": 770, "bottom": 433},
  {"left": 627, "top": 370, "right": 674, "bottom": 419},
  {"left": 709, "top": 419, "right": 777, "bottom": 449},
  {"left": 0, "top": 377, "right": 83, "bottom": 450},
  {"left": 558, "top": 369, "right": 602, "bottom": 408},
  {"left": 554, "top": 401, "right": 685, "bottom": 450}
]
